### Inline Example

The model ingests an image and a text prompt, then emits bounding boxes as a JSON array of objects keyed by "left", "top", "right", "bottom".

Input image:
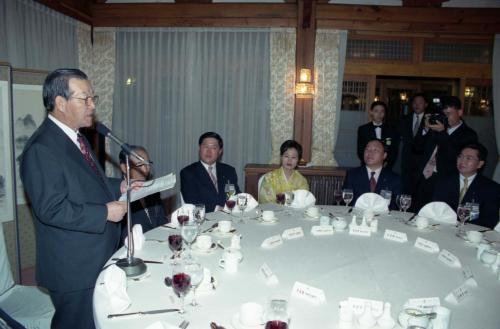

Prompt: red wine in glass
[
  {"left": 334, "top": 191, "right": 342, "bottom": 205},
  {"left": 265, "top": 321, "right": 288, "bottom": 329},
  {"left": 177, "top": 215, "right": 189, "bottom": 226},
  {"left": 168, "top": 234, "right": 183, "bottom": 253},
  {"left": 172, "top": 272, "right": 191, "bottom": 297},
  {"left": 276, "top": 193, "right": 285, "bottom": 205},
  {"left": 226, "top": 199, "right": 236, "bottom": 211}
]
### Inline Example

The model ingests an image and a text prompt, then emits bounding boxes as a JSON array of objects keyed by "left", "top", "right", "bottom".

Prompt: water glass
[
  {"left": 185, "top": 259, "right": 204, "bottom": 307},
  {"left": 334, "top": 189, "right": 342, "bottom": 206},
  {"left": 181, "top": 221, "right": 198, "bottom": 257},
  {"left": 265, "top": 295, "right": 289, "bottom": 329},
  {"left": 225, "top": 183, "right": 236, "bottom": 199},
  {"left": 284, "top": 192, "right": 294, "bottom": 207},
  {"left": 456, "top": 204, "right": 471, "bottom": 237},
  {"left": 194, "top": 204, "right": 206, "bottom": 225},
  {"left": 400, "top": 194, "right": 412, "bottom": 213},
  {"left": 237, "top": 194, "right": 248, "bottom": 223},
  {"left": 342, "top": 189, "right": 354, "bottom": 209}
]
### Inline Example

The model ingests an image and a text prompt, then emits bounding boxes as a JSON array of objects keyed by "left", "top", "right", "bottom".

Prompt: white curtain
[
  {"left": 493, "top": 34, "right": 500, "bottom": 183},
  {"left": 112, "top": 28, "right": 272, "bottom": 197},
  {"left": 0, "top": 0, "right": 78, "bottom": 70}
]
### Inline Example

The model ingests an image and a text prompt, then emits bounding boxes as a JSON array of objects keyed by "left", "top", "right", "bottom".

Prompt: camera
[{"left": 428, "top": 112, "right": 449, "bottom": 127}]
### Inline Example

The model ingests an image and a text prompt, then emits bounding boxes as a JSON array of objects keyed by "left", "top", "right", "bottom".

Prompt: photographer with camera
[{"left": 413, "top": 96, "right": 478, "bottom": 211}]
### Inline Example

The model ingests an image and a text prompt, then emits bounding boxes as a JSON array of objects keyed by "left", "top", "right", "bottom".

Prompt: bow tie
[{"left": 373, "top": 123, "right": 382, "bottom": 128}]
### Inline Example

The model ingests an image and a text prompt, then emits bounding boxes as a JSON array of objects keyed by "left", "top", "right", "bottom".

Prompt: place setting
[
  {"left": 191, "top": 234, "right": 218, "bottom": 255},
  {"left": 231, "top": 294, "right": 290, "bottom": 329},
  {"left": 257, "top": 210, "right": 280, "bottom": 224},
  {"left": 303, "top": 206, "right": 321, "bottom": 220}
]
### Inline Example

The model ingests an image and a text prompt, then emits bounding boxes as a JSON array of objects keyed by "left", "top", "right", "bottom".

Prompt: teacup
[
  {"left": 218, "top": 220, "right": 232, "bottom": 233},
  {"left": 219, "top": 248, "right": 243, "bottom": 274},
  {"left": 306, "top": 206, "right": 319, "bottom": 218},
  {"left": 333, "top": 218, "right": 348, "bottom": 230},
  {"left": 466, "top": 231, "right": 483, "bottom": 244},
  {"left": 239, "top": 302, "right": 264, "bottom": 326},
  {"left": 262, "top": 210, "right": 276, "bottom": 221},
  {"left": 196, "top": 234, "right": 212, "bottom": 250},
  {"left": 415, "top": 217, "right": 429, "bottom": 229},
  {"left": 480, "top": 249, "right": 497, "bottom": 266}
]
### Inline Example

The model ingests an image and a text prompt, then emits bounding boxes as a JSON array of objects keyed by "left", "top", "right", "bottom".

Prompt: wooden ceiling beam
[
  {"left": 35, "top": 0, "right": 92, "bottom": 24},
  {"left": 91, "top": 3, "right": 297, "bottom": 27}
]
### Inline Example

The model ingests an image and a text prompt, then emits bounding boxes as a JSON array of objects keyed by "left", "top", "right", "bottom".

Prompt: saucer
[
  {"left": 211, "top": 228, "right": 235, "bottom": 237},
  {"left": 258, "top": 216, "right": 279, "bottom": 224},
  {"left": 192, "top": 243, "right": 217, "bottom": 254},
  {"left": 304, "top": 211, "right": 320, "bottom": 219},
  {"left": 231, "top": 313, "right": 264, "bottom": 329}
]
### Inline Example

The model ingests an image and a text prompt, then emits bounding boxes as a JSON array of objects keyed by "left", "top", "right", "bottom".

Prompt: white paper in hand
[{"left": 119, "top": 173, "right": 176, "bottom": 202}]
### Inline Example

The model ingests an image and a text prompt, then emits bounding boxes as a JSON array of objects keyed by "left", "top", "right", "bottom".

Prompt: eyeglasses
[
  {"left": 70, "top": 95, "right": 99, "bottom": 106},
  {"left": 457, "top": 154, "right": 479, "bottom": 162},
  {"left": 132, "top": 161, "right": 153, "bottom": 168}
]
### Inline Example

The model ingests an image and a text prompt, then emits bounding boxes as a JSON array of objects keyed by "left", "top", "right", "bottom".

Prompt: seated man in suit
[
  {"left": 181, "top": 132, "right": 240, "bottom": 212},
  {"left": 119, "top": 145, "right": 167, "bottom": 242},
  {"left": 433, "top": 143, "right": 500, "bottom": 229},
  {"left": 357, "top": 101, "right": 399, "bottom": 169},
  {"left": 343, "top": 139, "right": 401, "bottom": 209}
]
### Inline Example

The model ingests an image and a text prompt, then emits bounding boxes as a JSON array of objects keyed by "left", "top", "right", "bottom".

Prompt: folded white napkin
[
  {"left": 228, "top": 193, "right": 259, "bottom": 213},
  {"left": 123, "top": 224, "right": 145, "bottom": 251},
  {"left": 354, "top": 193, "right": 388, "bottom": 212},
  {"left": 418, "top": 202, "right": 456, "bottom": 224},
  {"left": 170, "top": 204, "right": 196, "bottom": 227},
  {"left": 290, "top": 189, "right": 316, "bottom": 208},
  {"left": 102, "top": 265, "right": 131, "bottom": 313},
  {"left": 144, "top": 321, "right": 180, "bottom": 329}
]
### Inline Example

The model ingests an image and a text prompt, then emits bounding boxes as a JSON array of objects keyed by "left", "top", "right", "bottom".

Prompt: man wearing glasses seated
[
  {"left": 433, "top": 143, "right": 500, "bottom": 229},
  {"left": 343, "top": 139, "right": 401, "bottom": 209},
  {"left": 181, "top": 132, "right": 240, "bottom": 212},
  {"left": 119, "top": 145, "right": 167, "bottom": 242}
]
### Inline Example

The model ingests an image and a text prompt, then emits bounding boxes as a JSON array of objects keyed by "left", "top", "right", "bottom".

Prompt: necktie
[
  {"left": 423, "top": 146, "right": 438, "bottom": 179},
  {"left": 459, "top": 177, "right": 469, "bottom": 203},
  {"left": 369, "top": 171, "right": 377, "bottom": 192},
  {"left": 413, "top": 114, "right": 420, "bottom": 136},
  {"left": 208, "top": 165, "right": 218, "bottom": 192},
  {"left": 77, "top": 134, "right": 103, "bottom": 180}
]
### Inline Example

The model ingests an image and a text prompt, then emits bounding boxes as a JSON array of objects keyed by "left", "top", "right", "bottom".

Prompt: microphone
[{"left": 95, "top": 122, "right": 148, "bottom": 163}]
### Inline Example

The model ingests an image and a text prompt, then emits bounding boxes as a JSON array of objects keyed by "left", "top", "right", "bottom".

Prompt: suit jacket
[
  {"left": 342, "top": 166, "right": 401, "bottom": 209},
  {"left": 20, "top": 118, "right": 121, "bottom": 292},
  {"left": 180, "top": 161, "right": 240, "bottom": 212},
  {"left": 121, "top": 192, "right": 167, "bottom": 243},
  {"left": 433, "top": 174, "right": 500, "bottom": 229},
  {"left": 414, "top": 121, "right": 478, "bottom": 177},
  {"left": 357, "top": 122, "right": 399, "bottom": 169},
  {"left": 399, "top": 112, "right": 427, "bottom": 193}
]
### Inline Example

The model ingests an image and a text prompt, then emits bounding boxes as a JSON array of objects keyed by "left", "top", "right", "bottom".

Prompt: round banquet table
[{"left": 94, "top": 205, "right": 500, "bottom": 329}]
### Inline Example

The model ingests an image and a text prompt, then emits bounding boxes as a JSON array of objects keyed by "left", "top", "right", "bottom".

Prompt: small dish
[
  {"left": 303, "top": 211, "right": 321, "bottom": 219},
  {"left": 192, "top": 243, "right": 217, "bottom": 254},
  {"left": 258, "top": 216, "right": 279, "bottom": 224},
  {"left": 231, "top": 313, "right": 264, "bottom": 329}
]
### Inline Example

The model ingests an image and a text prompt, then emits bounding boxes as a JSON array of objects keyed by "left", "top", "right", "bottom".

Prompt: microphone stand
[{"left": 115, "top": 153, "right": 147, "bottom": 277}]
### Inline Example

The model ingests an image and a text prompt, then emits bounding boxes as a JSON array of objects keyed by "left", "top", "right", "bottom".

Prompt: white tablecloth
[{"left": 94, "top": 206, "right": 500, "bottom": 329}]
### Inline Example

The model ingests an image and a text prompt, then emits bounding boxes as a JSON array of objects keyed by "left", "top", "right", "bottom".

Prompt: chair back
[{"left": 0, "top": 224, "right": 15, "bottom": 296}]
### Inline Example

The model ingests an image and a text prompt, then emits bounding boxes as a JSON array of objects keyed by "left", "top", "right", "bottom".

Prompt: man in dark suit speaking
[
  {"left": 20, "top": 69, "right": 128, "bottom": 329},
  {"left": 181, "top": 132, "right": 240, "bottom": 212}
]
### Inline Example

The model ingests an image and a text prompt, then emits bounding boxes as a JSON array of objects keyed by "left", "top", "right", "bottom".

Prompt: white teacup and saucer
[
  {"left": 192, "top": 236, "right": 217, "bottom": 254},
  {"left": 212, "top": 220, "right": 235, "bottom": 237},
  {"left": 304, "top": 206, "right": 320, "bottom": 219},
  {"left": 232, "top": 302, "right": 265, "bottom": 329},
  {"left": 259, "top": 210, "right": 278, "bottom": 224},
  {"left": 465, "top": 230, "right": 484, "bottom": 246}
]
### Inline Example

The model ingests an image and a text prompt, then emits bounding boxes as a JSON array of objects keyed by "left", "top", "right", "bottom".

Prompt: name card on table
[
  {"left": 347, "top": 297, "right": 384, "bottom": 316},
  {"left": 414, "top": 237, "right": 440, "bottom": 253},
  {"left": 259, "top": 263, "right": 279, "bottom": 285},
  {"left": 445, "top": 283, "right": 469, "bottom": 304},
  {"left": 406, "top": 297, "right": 440, "bottom": 312},
  {"left": 282, "top": 227, "right": 304, "bottom": 240},
  {"left": 462, "top": 266, "right": 478, "bottom": 287},
  {"left": 291, "top": 281, "right": 326, "bottom": 304},
  {"left": 438, "top": 249, "right": 461, "bottom": 268},
  {"left": 349, "top": 225, "right": 372, "bottom": 237},
  {"left": 384, "top": 229, "right": 408, "bottom": 243},
  {"left": 311, "top": 225, "right": 334, "bottom": 236},
  {"left": 261, "top": 235, "right": 283, "bottom": 249}
]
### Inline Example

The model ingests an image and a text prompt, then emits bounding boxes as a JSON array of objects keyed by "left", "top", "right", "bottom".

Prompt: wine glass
[
  {"left": 334, "top": 189, "right": 342, "bottom": 206},
  {"left": 181, "top": 221, "right": 198, "bottom": 257},
  {"left": 185, "top": 259, "right": 204, "bottom": 307},
  {"left": 265, "top": 295, "right": 289, "bottom": 329},
  {"left": 276, "top": 193, "right": 285, "bottom": 206},
  {"left": 456, "top": 204, "right": 471, "bottom": 237},
  {"left": 395, "top": 195, "right": 403, "bottom": 212},
  {"left": 237, "top": 194, "right": 248, "bottom": 223},
  {"left": 172, "top": 262, "right": 191, "bottom": 314},
  {"left": 380, "top": 189, "right": 392, "bottom": 210},
  {"left": 342, "top": 189, "right": 353, "bottom": 209},
  {"left": 177, "top": 207, "right": 190, "bottom": 226},
  {"left": 225, "top": 198, "right": 236, "bottom": 215},
  {"left": 194, "top": 204, "right": 206, "bottom": 226},
  {"left": 400, "top": 194, "right": 412, "bottom": 213},
  {"left": 225, "top": 183, "right": 236, "bottom": 199},
  {"left": 168, "top": 234, "right": 183, "bottom": 262}
]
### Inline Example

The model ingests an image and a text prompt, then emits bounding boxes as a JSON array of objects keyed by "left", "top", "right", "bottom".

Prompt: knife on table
[
  {"left": 108, "top": 308, "right": 179, "bottom": 318},
  {"left": 111, "top": 258, "right": 163, "bottom": 264}
]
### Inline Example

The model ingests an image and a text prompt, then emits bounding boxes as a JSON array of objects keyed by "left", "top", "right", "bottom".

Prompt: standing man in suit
[
  {"left": 413, "top": 96, "right": 478, "bottom": 210},
  {"left": 357, "top": 101, "right": 399, "bottom": 169},
  {"left": 433, "top": 143, "right": 499, "bottom": 229},
  {"left": 20, "top": 69, "right": 128, "bottom": 329},
  {"left": 343, "top": 139, "right": 401, "bottom": 208},
  {"left": 399, "top": 93, "right": 428, "bottom": 196},
  {"left": 181, "top": 132, "right": 240, "bottom": 212}
]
